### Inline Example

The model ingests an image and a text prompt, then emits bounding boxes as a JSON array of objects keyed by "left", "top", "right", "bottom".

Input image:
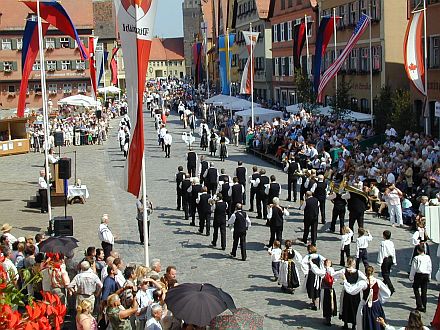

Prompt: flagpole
[
  {"left": 369, "top": 6, "right": 373, "bottom": 127},
  {"left": 250, "top": 22, "right": 254, "bottom": 129},
  {"left": 226, "top": 28, "right": 232, "bottom": 97},
  {"left": 423, "top": 0, "right": 429, "bottom": 134},
  {"left": 305, "top": 15, "right": 310, "bottom": 77},
  {"left": 141, "top": 154, "right": 149, "bottom": 267},
  {"left": 36, "top": 0, "right": 52, "bottom": 224},
  {"left": 333, "top": 8, "right": 338, "bottom": 100},
  {"left": 102, "top": 46, "right": 108, "bottom": 101}
]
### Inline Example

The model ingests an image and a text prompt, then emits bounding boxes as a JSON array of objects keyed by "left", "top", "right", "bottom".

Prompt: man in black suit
[
  {"left": 227, "top": 203, "right": 251, "bottom": 261},
  {"left": 187, "top": 177, "right": 203, "bottom": 226},
  {"left": 284, "top": 156, "right": 301, "bottom": 202},
  {"left": 186, "top": 151, "right": 197, "bottom": 177},
  {"left": 345, "top": 185, "right": 368, "bottom": 233},
  {"left": 175, "top": 166, "right": 185, "bottom": 211},
  {"left": 301, "top": 191, "right": 319, "bottom": 246},
  {"left": 199, "top": 155, "right": 209, "bottom": 185},
  {"left": 248, "top": 166, "right": 260, "bottom": 212},
  {"left": 180, "top": 173, "right": 191, "bottom": 220},
  {"left": 211, "top": 193, "right": 228, "bottom": 250},
  {"left": 203, "top": 162, "right": 218, "bottom": 196},
  {"left": 196, "top": 186, "right": 212, "bottom": 236},
  {"left": 235, "top": 161, "right": 247, "bottom": 205},
  {"left": 254, "top": 169, "right": 269, "bottom": 219}
]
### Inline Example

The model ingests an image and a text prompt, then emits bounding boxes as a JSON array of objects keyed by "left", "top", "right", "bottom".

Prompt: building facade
[
  {"left": 270, "top": 0, "right": 317, "bottom": 106},
  {"left": 0, "top": 0, "right": 94, "bottom": 110},
  {"left": 183, "top": 0, "right": 203, "bottom": 78},
  {"left": 408, "top": 0, "right": 440, "bottom": 135},
  {"left": 318, "top": 0, "right": 408, "bottom": 114},
  {"left": 233, "top": 0, "right": 273, "bottom": 101}
]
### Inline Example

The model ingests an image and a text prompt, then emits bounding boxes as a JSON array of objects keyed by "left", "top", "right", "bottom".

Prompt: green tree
[
  {"left": 330, "top": 75, "right": 352, "bottom": 119},
  {"left": 374, "top": 86, "right": 393, "bottom": 133},
  {"left": 294, "top": 71, "right": 318, "bottom": 113},
  {"left": 390, "top": 89, "right": 417, "bottom": 135}
]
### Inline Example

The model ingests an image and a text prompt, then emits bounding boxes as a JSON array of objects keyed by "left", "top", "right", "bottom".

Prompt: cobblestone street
[{"left": 1, "top": 110, "right": 438, "bottom": 329}]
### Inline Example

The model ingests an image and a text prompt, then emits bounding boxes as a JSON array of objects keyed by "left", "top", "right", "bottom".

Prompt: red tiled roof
[{"left": 149, "top": 38, "right": 184, "bottom": 61}]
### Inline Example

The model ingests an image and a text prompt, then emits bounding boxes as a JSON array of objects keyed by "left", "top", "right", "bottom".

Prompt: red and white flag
[
  {"left": 89, "top": 36, "right": 99, "bottom": 99},
  {"left": 240, "top": 31, "right": 259, "bottom": 95},
  {"left": 404, "top": 11, "right": 426, "bottom": 96},
  {"left": 113, "top": 0, "right": 158, "bottom": 196}
]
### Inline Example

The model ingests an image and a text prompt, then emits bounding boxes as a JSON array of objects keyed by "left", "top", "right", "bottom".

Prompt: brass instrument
[
  {"left": 329, "top": 176, "right": 346, "bottom": 194},
  {"left": 344, "top": 183, "right": 369, "bottom": 204}
]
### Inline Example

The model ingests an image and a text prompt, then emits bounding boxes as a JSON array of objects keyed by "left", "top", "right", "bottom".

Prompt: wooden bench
[{"left": 246, "top": 147, "right": 283, "bottom": 169}]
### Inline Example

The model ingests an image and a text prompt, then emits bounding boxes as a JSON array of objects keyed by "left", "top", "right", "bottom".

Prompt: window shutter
[
  {"left": 55, "top": 38, "right": 61, "bottom": 49},
  {"left": 355, "top": 0, "right": 360, "bottom": 23},
  {"left": 278, "top": 58, "right": 282, "bottom": 76},
  {"left": 85, "top": 60, "right": 90, "bottom": 69},
  {"left": 82, "top": 37, "right": 88, "bottom": 48},
  {"left": 272, "top": 25, "right": 275, "bottom": 42},
  {"left": 284, "top": 22, "right": 288, "bottom": 41},
  {"left": 272, "top": 58, "right": 275, "bottom": 75},
  {"left": 12, "top": 62, "right": 18, "bottom": 71},
  {"left": 56, "top": 61, "right": 62, "bottom": 71},
  {"left": 70, "top": 38, "right": 76, "bottom": 49},
  {"left": 344, "top": 4, "right": 349, "bottom": 26},
  {"left": 0, "top": 62, "right": 3, "bottom": 72},
  {"left": 71, "top": 60, "right": 76, "bottom": 69},
  {"left": 375, "top": 0, "right": 381, "bottom": 21},
  {"left": 277, "top": 24, "right": 281, "bottom": 42},
  {"left": 11, "top": 39, "right": 17, "bottom": 50}
]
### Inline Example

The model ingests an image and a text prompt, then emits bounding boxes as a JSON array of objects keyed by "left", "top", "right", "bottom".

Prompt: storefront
[{"left": 0, "top": 117, "right": 30, "bottom": 156}]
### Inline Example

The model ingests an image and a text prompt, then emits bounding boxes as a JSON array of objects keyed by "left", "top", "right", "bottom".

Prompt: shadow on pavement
[
  {"left": 200, "top": 252, "right": 229, "bottom": 259},
  {"left": 115, "top": 239, "right": 139, "bottom": 245}
]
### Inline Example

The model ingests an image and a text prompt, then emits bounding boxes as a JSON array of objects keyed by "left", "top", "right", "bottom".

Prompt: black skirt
[
  {"left": 340, "top": 291, "right": 361, "bottom": 324},
  {"left": 322, "top": 287, "right": 337, "bottom": 318},
  {"left": 287, "top": 260, "right": 300, "bottom": 289},
  {"left": 306, "top": 272, "right": 320, "bottom": 300}
]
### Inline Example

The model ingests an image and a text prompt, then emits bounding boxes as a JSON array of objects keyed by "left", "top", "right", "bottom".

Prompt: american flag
[{"left": 317, "top": 14, "right": 371, "bottom": 103}]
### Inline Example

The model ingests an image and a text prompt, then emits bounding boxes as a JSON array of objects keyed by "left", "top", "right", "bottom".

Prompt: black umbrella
[
  {"left": 38, "top": 236, "right": 79, "bottom": 255},
  {"left": 164, "top": 283, "right": 236, "bottom": 327}
]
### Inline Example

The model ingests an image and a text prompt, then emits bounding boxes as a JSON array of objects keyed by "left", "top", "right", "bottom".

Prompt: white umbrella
[
  {"left": 98, "top": 86, "right": 121, "bottom": 94},
  {"left": 58, "top": 95, "right": 101, "bottom": 107}
]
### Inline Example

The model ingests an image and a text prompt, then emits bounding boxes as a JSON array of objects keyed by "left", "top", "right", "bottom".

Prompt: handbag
[{"left": 322, "top": 271, "right": 334, "bottom": 288}]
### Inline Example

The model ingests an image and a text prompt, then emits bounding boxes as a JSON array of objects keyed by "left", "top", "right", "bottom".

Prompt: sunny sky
[{"left": 154, "top": 0, "right": 184, "bottom": 38}]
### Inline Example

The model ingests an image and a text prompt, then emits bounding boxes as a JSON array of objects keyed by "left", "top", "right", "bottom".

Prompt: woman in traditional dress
[
  {"left": 410, "top": 217, "right": 430, "bottom": 266},
  {"left": 218, "top": 132, "right": 229, "bottom": 162},
  {"left": 301, "top": 244, "right": 326, "bottom": 311},
  {"left": 320, "top": 259, "right": 338, "bottom": 326},
  {"left": 338, "top": 256, "right": 366, "bottom": 330},
  {"left": 209, "top": 128, "right": 218, "bottom": 156},
  {"left": 200, "top": 125, "right": 208, "bottom": 151},
  {"left": 342, "top": 265, "right": 391, "bottom": 330},
  {"left": 278, "top": 240, "right": 302, "bottom": 294}
]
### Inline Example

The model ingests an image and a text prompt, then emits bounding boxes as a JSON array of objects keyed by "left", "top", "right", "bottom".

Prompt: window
[
  {"left": 349, "top": 49, "right": 358, "bottom": 71},
  {"left": 47, "top": 60, "right": 56, "bottom": 71},
  {"left": 2, "top": 39, "right": 12, "bottom": 50},
  {"left": 78, "top": 83, "right": 87, "bottom": 93},
  {"left": 359, "top": 0, "right": 367, "bottom": 15},
  {"left": 349, "top": 2, "right": 357, "bottom": 25},
  {"left": 288, "top": 21, "right": 292, "bottom": 40},
  {"left": 288, "top": 0, "right": 293, "bottom": 7},
  {"left": 45, "top": 37, "right": 55, "bottom": 49},
  {"left": 371, "top": 0, "right": 380, "bottom": 21},
  {"left": 360, "top": 98, "right": 369, "bottom": 112},
  {"left": 281, "top": 0, "right": 286, "bottom": 10},
  {"left": 273, "top": 24, "right": 278, "bottom": 42},
  {"left": 16, "top": 39, "right": 23, "bottom": 50},
  {"left": 60, "top": 37, "right": 70, "bottom": 48},
  {"left": 322, "top": 9, "right": 330, "bottom": 17},
  {"left": 351, "top": 97, "right": 358, "bottom": 111},
  {"left": 280, "top": 23, "right": 285, "bottom": 42},
  {"left": 274, "top": 58, "right": 279, "bottom": 76},
  {"left": 63, "top": 83, "right": 72, "bottom": 94},
  {"left": 339, "top": 5, "right": 346, "bottom": 28},
  {"left": 76, "top": 60, "right": 86, "bottom": 70},
  {"left": 3, "top": 61, "right": 13, "bottom": 72},
  {"left": 360, "top": 48, "right": 370, "bottom": 72},
  {"left": 61, "top": 60, "right": 71, "bottom": 70},
  {"left": 373, "top": 46, "right": 382, "bottom": 71},
  {"left": 305, "top": 16, "right": 313, "bottom": 37},
  {"left": 8, "top": 85, "right": 15, "bottom": 93},
  {"left": 33, "top": 61, "right": 40, "bottom": 71},
  {"left": 48, "top": 84, "right": 57, "bottom": 95},
  {"left": 34, "top": 84, "right": 41, "bottom": 94},
  {"left": 289, "top": 56, "right": 294, "bottom": 76},
  {"left": 430, "top": 36, "right": 440, "bottom": 68}
]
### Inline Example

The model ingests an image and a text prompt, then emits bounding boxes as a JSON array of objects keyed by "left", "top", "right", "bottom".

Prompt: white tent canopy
[
  {"left": 98, "top": 86, "right": 121, "bottom": 94},
  {"left": 58, "top": 95, "right": 101, "bottom": 107},
  {"left": 235, "top": 108, "right": 281, "bottom": 124},
  {"left": 223, "top": 98, "right": 260, "bottom": 110},
  {"left": 285, "top": 104, "right": 373, "bottom": 122},
  {"left": 204, "top": 94, "right": 237, "bottom": 105}
]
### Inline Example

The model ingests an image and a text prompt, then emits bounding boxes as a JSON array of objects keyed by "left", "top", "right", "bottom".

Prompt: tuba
[
  {"left": 329, "top": 176, "right": 346, "bottom": 194},
  {"left": 344, "top": 183, "right": 369, "bottom": 204}
]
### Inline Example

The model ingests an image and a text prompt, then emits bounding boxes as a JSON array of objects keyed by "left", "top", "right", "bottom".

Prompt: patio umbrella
[
  {"left": 210, "top": 308, "right": 264, "bottom": 330},
  {"left": 164, "top": 283, "right": 235, "bottom": 327},
  {"left": 38, "top": 236, "right": 79, "bottom": 255}
]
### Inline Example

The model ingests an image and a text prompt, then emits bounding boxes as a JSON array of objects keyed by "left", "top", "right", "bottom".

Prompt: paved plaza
[{"left": 0, "top": 111, "right": 439, "bottom": 329}]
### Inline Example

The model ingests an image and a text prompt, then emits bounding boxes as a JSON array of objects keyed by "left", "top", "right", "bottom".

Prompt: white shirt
[
  {"left": 135, "top": 288, "right": 154, "bottom": 320},
  {"left": 163, "top": 133, "right": 172, "bottom": 145},
  {"left": 340, "top": 229, "right": 353, "bottom": 250},
  {"left": 98, "top": 223, "right": 114, "bottom": 245},
  {"left": 145, "top": 317, "right": 162, "bottom": 330},
  {"left": 377, "top": 240, "right": 397, "bottom": 266},
  {"left": 409, "top": 254, "right": 432, "bottom": 282},
  {"left": 227, "top": 212, "right": 251, "bottom": 228},
  {"left": 39, "top": 176, "right": 48, "bottom": 189},
  {"left": 267, "top": 206, "right": 289, "bottom": 219},
  {"left": 356, "top": 233, "right": 373, "bottom": 257},
  {"left": 268, "top": 247, "right": 282, "bottom": 262}
]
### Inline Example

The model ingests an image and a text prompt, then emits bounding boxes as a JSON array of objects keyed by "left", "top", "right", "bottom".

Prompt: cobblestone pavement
[{"left": 0, "top": 110, "right": 439, "bottom": 329}]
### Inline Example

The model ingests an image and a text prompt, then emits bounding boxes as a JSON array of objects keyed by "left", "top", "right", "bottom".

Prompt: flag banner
[
  {"left": 219, "top": 33, "right": 235, "bottom": 95},
  {"left": 110, "top": 46, "right": 119, "bottom": 86},
  {"left": 95, "top": 44, "right": 107, "bottom": 86},
  {"left": 313, "top": 16, "right": 340, "bottom": 93},
  {"left": 17, "top": 19, "right": 50, "bottom": 118},
  {"left": 240, "top": 31, "right": 259, "bottom": 95},
  {"left": 23, "top": 1, "right": 88, "bottom": 60},
  {"left": 404, "top": 11, "right": 426, "bottom": 96},
  {"left": 293, "top": 22, "right": 310, "bottom": 69},
  {"left": 192, "top": 42, "right": 203, "bottom": 87},
  {"left": 89, "top": 36, "right": 99, "bottom": 98},
  {"left": 114, "top": 0, "right": 158, "bottom": 196},
  {"left": 317, "top": 14, "right": 370, "bottom": 103}
]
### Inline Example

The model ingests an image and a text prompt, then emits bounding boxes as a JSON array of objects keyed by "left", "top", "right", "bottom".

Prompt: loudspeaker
[
  {"left": 52, "top": 216, "right": 73, "bottom": 236},
  {"left": 58, "top": 158, "right": 71, "bottom": 179},
  {"left": 54, "top": 132, "right": 64, "bottom": 147},
  {"left": 96, "top": 110, "right": 102, "bottom": 119}
]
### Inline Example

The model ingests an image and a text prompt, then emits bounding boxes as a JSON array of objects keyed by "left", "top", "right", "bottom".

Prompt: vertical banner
[
  {"left": 293, "top": 22, "right": 307, "bottom": 69},
  {"left": 113, "top": 0, "right": 158, "bottom": 196},
  {"left": 89, "top": 36, "right": 98, "bottom": 98},
  {"left": 192, "top": 42, "right": 203, "bottom": 87},
  {"left": 110, "top": 46, "right": 119, "bottom": 86},
  {"left": 239, "top": 31, "right": 259, "bottom": 95},
  {"left": 218, "top": 33, "right": 235, "bottom": 95},
  {"left": 95, "top": 44, "right": 105, "bottom": 86},
  {"left": 17, "top": 20, "right": 50, "bottom": 118}
]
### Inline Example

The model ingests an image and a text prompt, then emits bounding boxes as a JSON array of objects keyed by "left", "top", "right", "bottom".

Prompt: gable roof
[{"left": 149, "top": 38, "right": 184, "bottom": 61}]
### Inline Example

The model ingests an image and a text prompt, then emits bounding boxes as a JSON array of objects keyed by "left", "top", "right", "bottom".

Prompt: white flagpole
[
  {"left": 142, "top": 154, "right": 149, "bottom": 266},
  {"left": 333, "top": 8, "right": 338, "bottom": 99},
  {"left": 369, "top": 7, "right": 373, "bottom": 126},
  {"left": 37, "top": 0, "right": 52, "bottom": 224},
  {"left": 305, "top": 15, "right": 310, "bottom": 77},
  {"left": 227, "top": 28, "right": 232, "bottom": 97},
  {"left": 250, "top": 23, "right": 254, "bottom": 129},
  {"left": 423, "top": 0, "right": 429, "bottom": 134}
]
